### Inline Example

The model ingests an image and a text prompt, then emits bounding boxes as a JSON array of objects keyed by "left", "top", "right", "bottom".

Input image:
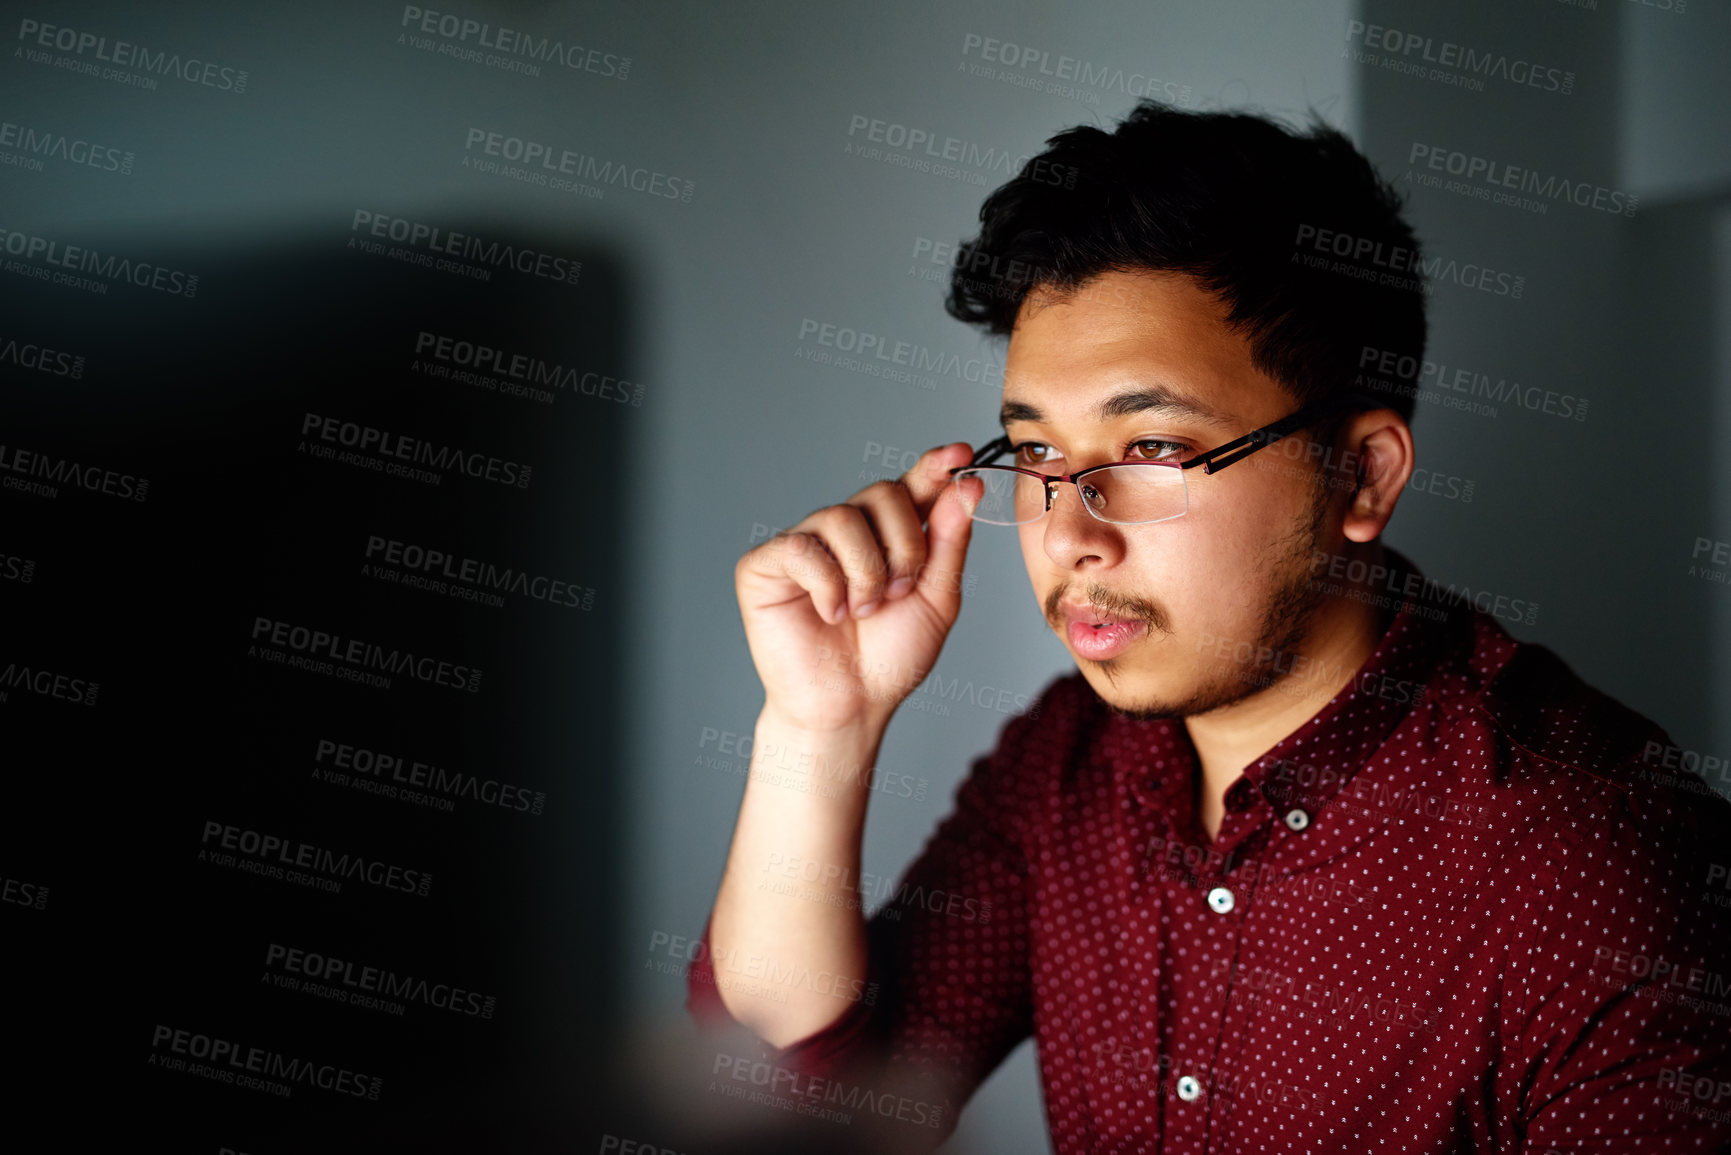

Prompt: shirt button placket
[
  {"left": 1189, "top": 838, "right": 1256, "bottom": 1140},
  {"left": 1172, "top": 882, "right": 1234, "bottom": 1143}
]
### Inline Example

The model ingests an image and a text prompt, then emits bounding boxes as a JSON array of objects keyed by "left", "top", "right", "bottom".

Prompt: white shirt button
[
  {"left": 1176, "top": 1075, "right": 1202, "bottom": 1101},
  {"left": 1206, "top": 886, "right": 1234, "bottom": 914},
  {"left": 1284, "top": 808, "right": 1311, "bottom": 831}
]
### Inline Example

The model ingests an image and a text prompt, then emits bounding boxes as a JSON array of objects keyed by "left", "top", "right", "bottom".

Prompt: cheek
[
  {"left": 1123, "top": 513, "right": 1289, "bottom": 642},
  {"left": 1193, "top": 474, "right": 1302, "bottom": 564},
  {"left": 1127, "top": 523, "right": 1211, "bottom": 611}
]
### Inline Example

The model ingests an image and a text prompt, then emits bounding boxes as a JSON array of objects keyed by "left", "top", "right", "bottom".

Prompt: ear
[{"left": 1336, "top": 409, "right": 1414, "bottom": 543}]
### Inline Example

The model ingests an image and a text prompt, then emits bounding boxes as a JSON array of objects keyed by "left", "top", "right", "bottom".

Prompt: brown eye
[
  {"left": 1013, "top": 443, "right": 1055, "bottom": 466},
  {"left": 1130, "top": 439, "right": 1187, "bottom": 461}
]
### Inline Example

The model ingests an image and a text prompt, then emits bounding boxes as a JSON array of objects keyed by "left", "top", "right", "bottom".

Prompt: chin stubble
[{"left": 1104, "top": 472, "right": 1332, "bottom": 722}]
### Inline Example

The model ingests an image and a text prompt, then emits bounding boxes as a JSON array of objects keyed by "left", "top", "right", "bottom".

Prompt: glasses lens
[
  {"left": 1082, "top": 463, "right": 1187, "bottom": 524},
  {"left": 952, "top": 468, "right": 1046, "bottom": 525}
]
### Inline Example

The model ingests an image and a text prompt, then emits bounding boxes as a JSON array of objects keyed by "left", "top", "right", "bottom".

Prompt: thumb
[
  {"left": 906, "top": 443, "right": 977, "bottom": 613},
  {"left": 901, "top": 443, "right": 974, "bottom": 512}
]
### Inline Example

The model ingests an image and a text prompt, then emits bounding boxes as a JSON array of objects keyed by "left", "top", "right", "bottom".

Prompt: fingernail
[
  {"left": 853, "top": 600, "right": 879, "bottom": 619},
  {"left": 830, "top": 602, "right": 850, "bottom": 624},
  {"left": 887, "top": 577, "right": 913, "bottom": 599}
]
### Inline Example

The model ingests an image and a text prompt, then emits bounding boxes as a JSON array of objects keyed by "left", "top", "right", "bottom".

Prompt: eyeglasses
[{"left": 947, "top": 394, "right": 1365, "bottom": 526}]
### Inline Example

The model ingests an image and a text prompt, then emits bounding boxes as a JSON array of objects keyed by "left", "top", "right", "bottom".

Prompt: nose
[{"left": 1038, "top": 479, "right": 1125, "bottom": 571}]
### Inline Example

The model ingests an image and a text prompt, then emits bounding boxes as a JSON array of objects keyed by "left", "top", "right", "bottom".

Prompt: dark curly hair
[{"left": 945, "top": 103, "right": 1426, "bottom": 422}]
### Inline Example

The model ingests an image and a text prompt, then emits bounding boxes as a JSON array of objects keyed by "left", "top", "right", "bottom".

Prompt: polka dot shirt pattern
[{"left": 689, "top": 560, "right": 1731, "bottom": 1153}]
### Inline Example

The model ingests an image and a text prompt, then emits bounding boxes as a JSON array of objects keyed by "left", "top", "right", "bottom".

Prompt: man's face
[{"left": 1002, "top": 268, "right": 1338, "bottom": 719}]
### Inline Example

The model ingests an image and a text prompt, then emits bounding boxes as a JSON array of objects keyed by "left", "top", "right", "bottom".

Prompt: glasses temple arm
[
  {"left": 1190, "top": 417, "right": 1304, "bottom": 474},
  {"left": 956, "top": 435, "right": 1014, "bottom": 471},
  {"left": 1190, "top": 395, "right": 1365, "bottom": 475}
]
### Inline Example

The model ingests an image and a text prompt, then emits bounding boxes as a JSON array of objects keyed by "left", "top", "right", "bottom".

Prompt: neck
[{"left": 1184, "top": 542, "right": 1393, "bottom": 841}]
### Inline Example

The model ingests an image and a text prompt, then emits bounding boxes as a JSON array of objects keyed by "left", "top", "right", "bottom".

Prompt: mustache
[{"left": 1045, "top": 581, "right": 1171, "bottom": 636}]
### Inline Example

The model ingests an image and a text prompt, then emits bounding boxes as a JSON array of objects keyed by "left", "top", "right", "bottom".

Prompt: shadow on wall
[{"left": 1, "top": 218, "right": 634, "bottom": 1152}]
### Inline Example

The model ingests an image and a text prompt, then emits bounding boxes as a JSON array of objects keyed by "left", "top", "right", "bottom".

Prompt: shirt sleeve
[
  {"left": 686, "top": 682, "right": 1063, "bottom": 1150},
  {"left": 1505, "top": 765, "right": 1731, "bottom": 1151}
]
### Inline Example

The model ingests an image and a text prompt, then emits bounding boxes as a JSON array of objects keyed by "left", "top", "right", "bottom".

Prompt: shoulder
[
  {"left": 1474, "top": 627, "right": 1666, "bottom": 792},
  {"left": 1474, "top": 619, "right": 1721, "bottom": 810},
  {"left": 978, "top": 670, "right": 1105, "bottom": 763},
  {"left": 1441, "top": 612, "right": 1731, "bottom": 913},
  {"left": 953, "top": 671, "right": 1112, "bottom": 830}
]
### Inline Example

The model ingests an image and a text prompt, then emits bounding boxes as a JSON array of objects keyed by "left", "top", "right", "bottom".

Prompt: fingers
[
  {"left": 901, "top": 442, "right": 977, "bottom": 521},
  {"left": 800, "top": 502, "right": 900, "bottom": 618},
  {"left": 903, "top": 444, "right": 977, "bottom": 614},
  {"left": 739, "top": 442, "right": 982, "bottom": 625},
  {"left": 738, "top": 529, "right": 852, "bottom": 625},
  {"left": 847, "top": 481, "right": 928, "bottom": 603},
  {"left": 742, "top": 497, "right": 908, "bottom": 622},
  {"left": 846, "top": 442, "right": 979, "bottom": 612}
]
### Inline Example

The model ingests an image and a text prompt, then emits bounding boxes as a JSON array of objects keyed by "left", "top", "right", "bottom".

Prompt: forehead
[{"left": 1002, "top": 269, "right": 1281, "bottom": 427}]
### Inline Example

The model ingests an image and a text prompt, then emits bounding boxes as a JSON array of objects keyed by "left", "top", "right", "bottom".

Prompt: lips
[
  {"left": 1058, "top": 602, "right": 1139, "bottom": 628},
  {"left": 1059, "top": 602, "right": 1147, "bottom": 661}
]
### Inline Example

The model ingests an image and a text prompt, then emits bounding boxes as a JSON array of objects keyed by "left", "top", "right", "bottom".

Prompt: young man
[{"left": 686, "top": 105, "right": 1731, "bottom": 1152}]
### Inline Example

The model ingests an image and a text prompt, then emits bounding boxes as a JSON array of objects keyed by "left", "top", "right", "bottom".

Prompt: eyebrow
[{"left": 999, "top": 384, "right": 1238, "bottom": 432}]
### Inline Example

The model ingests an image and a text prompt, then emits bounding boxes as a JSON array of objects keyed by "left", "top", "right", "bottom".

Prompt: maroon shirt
[{"left": 688, "top": 551, "right": 1731, "bottom": 1153}]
